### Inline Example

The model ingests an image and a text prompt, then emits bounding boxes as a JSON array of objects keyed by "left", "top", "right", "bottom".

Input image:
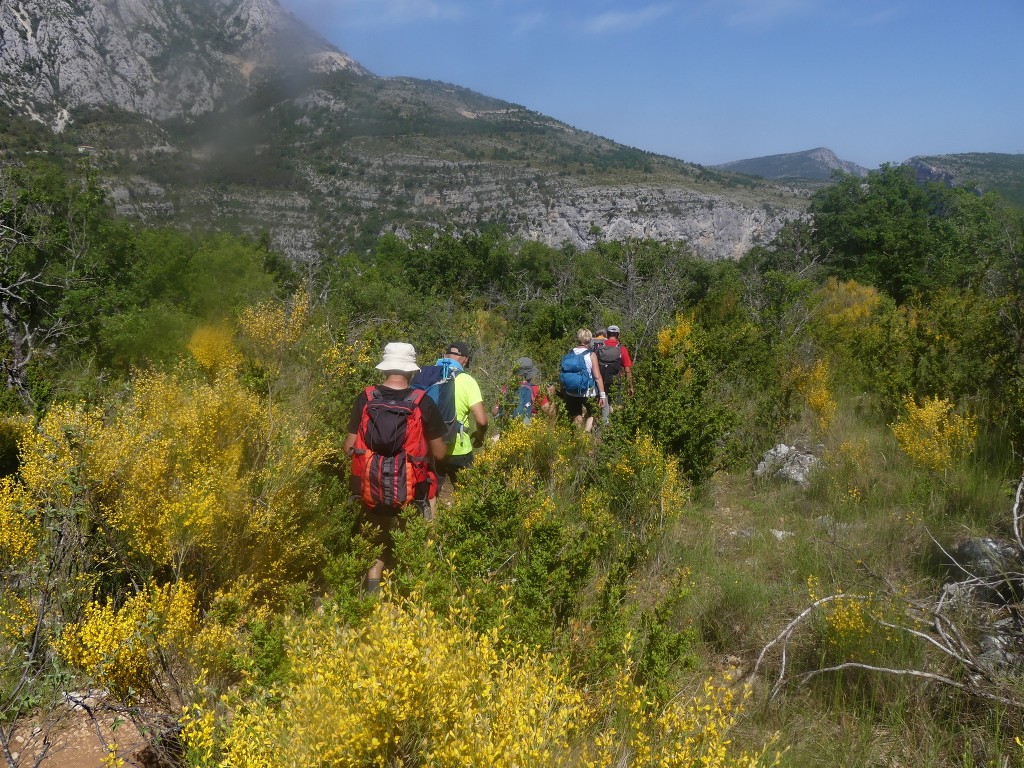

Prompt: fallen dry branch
[{"left": 752, "top": 476, "right": 1024, "bottom": 710}]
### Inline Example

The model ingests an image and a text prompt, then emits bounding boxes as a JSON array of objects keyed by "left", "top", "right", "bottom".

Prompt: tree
[
  {"left": 0, "top": 162, "right": 128, "bottom": 411},
  {"left": 809, "top": 165, "right": 1014, "bottom": 303}
]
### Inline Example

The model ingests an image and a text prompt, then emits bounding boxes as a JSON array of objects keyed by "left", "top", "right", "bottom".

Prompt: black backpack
[
  {"left": 595, "top": 341, "right": 623, "bottom": 380},
  {"left": 352, "top": 387, "right": 429, "bottom": 509}
]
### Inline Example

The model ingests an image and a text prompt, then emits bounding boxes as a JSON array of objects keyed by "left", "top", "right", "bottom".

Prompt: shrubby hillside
[{"left": 2, "top": 161, "right": 1024, "bottom": 766}]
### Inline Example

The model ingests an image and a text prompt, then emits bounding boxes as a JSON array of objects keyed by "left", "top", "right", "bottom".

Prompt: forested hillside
[{"left": 2, "top": 160, "right": 1024, "bottom": 766}]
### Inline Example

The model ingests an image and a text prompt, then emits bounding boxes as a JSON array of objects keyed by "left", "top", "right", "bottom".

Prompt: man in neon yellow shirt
[{"left": 436, "top": 341, "right": 488, "bottom": 491}]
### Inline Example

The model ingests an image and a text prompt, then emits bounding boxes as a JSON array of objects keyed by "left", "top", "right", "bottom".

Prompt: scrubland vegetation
[{"left": 2, "top": 158, "right": 1024, "bottom": 766}]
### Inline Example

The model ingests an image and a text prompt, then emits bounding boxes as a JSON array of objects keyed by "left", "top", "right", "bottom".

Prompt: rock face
[
  {"left": 0, "top": 0, "right": 365, "bottom": 127},
  {"left": 523, "top": 184, "right": 783, "bottom": 259}
]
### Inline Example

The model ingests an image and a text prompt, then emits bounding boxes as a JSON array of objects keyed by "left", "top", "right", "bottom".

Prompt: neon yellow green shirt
[{"left": 451, "top": 372, "right": 483, "bottom": 456}]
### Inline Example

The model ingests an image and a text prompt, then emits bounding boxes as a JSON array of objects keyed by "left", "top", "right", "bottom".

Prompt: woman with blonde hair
[{"left": 558, "top": 328, "right": 606, "bottom": 432}]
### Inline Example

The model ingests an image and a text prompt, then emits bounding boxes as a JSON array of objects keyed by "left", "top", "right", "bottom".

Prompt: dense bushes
[{"left": 3, "top": 158, "right": 1024, "bottom": 765}]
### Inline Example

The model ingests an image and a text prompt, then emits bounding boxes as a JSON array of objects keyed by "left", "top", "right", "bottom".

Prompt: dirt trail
[{"left": 15, "top": 708, "right": 149, "bottom": 768}]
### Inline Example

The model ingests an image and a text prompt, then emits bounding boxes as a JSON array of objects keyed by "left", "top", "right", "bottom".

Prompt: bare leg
[{"left": 365, "top": 559, "right": 383, "bottom": 594}]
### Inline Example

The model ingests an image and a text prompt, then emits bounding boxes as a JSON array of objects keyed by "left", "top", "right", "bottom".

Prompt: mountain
[
  {"left": 0, "top": 0, "right": 807, "bottom": 262},
  {"left": 902, "top": 153, "right": 1024, "bottom": 207},
  {"left": 0, "top": 0, "right": 365, "bottom": 128},
  {"left": 713, "top": 148, "right": 870, "bottom": 182}
]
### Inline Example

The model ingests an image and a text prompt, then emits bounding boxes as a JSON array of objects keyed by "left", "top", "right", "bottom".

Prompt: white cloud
[
  {"left": 583, "top": 4, "right": 673, "bottom": 34},
  {"left": 284, "top": 0, "right": 465, "bottom": 27},
  {"left": 511, "top": 10, "right": 547, "bottom": 34},
  {"left": 708, "top": 0, "right": 820, "bottom": 27}
]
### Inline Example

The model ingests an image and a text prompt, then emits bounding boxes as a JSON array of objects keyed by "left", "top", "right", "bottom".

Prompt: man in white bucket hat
[{"left": 343, "top": 342, "right": 448, "bottom": 593}]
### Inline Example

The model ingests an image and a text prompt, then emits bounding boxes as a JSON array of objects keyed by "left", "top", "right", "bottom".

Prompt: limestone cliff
[{"left": 0, "top": 0, "right": 364, "bottom": 128}]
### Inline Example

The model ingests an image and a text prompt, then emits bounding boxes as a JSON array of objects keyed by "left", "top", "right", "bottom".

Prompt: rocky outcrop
[
  {"left": 524, "top": 184, "right": 787, "bottom": 258},
  {"left": 0, "top": 0, "right": 365, "bottom": 128},
  {"left": 902, "top": 156, "right": 958, "bottom": 187},
  {"left": 754, "top": 444, "right": 821, "bottom": 486}
]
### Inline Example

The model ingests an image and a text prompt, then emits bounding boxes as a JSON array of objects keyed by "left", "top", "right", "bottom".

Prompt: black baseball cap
[{"left": 447, "top": 341, "right": 472, "bottom": 357}]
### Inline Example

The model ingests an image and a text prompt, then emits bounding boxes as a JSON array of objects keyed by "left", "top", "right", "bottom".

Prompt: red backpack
[{"left": 351, "top": 386, "right": 430, "bottom": 510}]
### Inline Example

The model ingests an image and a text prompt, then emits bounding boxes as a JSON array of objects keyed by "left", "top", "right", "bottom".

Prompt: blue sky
[{"left": 283, "top": 0, "right": 1024, "bottom": 169}]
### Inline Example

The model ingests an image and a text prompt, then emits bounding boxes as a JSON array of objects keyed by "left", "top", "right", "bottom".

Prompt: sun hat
[
  {"left": 375, "top": 342, "right": 420, "bottom": 373},
  {"left": 516, "top": 357, "right": 540, "bottom": 383},
  {"left": 607, "top": 324, "right": 621, "bottom": 334}
]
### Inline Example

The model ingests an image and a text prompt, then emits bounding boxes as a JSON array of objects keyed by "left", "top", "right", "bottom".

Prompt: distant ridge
[
  {"left": 901, "top": 153, "right": 1024, "bottom": 207},
  {"left": 714, "top": 148, "right": 870, "bottom": 182}
]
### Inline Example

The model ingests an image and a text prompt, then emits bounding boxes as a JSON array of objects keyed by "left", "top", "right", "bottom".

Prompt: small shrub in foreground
[{"left": 180, "top": 589, "right": 781, "bottom": 768}]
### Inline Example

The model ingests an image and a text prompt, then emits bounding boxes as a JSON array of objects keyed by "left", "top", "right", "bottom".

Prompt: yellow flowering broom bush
[
  {"left": 476, "top": 417, "right": 588, "bottom": 491},
  {"left": 0, "top": 477, "right": 38, "bottom": 567},
  {"left": 605, "top": 433, "right": 689, "bottom": 539},
  {"left": 582, "top": 635, "right": 780, "bottom": 768},
  {"left": 86, "top": 369, "right": 333, "bottom": 596},
  {"left": 183, "top": 589, "right": 587, "bottom": 768},
  {"left": 54, "top": 580, "right": 197, "bottom": 702},
  {"left": 792, "top": 359, "right": 837, "bottom": 433},
  {"left": 181, "top": 591, "right": 779, "bottom": 768},
  {"left": 890, "top": 395, "right": 977, "bottom": 473},
  {"left": 187, "top": 325, "right": 243, "bottom": 374}
]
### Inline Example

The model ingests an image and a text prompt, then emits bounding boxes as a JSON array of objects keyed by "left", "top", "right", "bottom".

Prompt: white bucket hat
[{"left": 376, "top": 342, "right": 420, "bottom": 373}]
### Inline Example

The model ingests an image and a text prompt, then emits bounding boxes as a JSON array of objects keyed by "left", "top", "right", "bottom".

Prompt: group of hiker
[
  {"left": 344, "top": 328, "right": 633, "bottom": 592},
  {"left": 558, "top": 325, "right": 634, "bottom": 432}
]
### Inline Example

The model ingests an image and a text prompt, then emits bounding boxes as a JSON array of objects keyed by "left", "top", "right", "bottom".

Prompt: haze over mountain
[
  {"left": 0, "top": 0, "right": 365, "bottom": 127},
  {"left": 713, "top": 148, "right": 870, "bottom": 183}
]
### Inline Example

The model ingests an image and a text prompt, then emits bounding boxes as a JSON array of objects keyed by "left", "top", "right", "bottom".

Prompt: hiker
[
  {"left": 492, "top": 357, "right": 550, "bottom": 425},
  {"left": 559, "top": 329, "right": 606, "bottom": 432},
  {"left": 597, "top": 324, "right": 634, "bottom": 413},
  {"left": 343, "top": 342, "right": 448, "bottom": 594},
  {"left": 592, "top": 328, "right": 612, "bottom": 424},
  {"left": 434, "top": 341, "right": 488, "bottom": 492}
]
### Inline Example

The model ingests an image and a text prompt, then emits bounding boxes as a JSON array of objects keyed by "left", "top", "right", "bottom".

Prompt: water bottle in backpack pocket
[{"left": 559, "top": 349, "right": 594, "bottom": 398}]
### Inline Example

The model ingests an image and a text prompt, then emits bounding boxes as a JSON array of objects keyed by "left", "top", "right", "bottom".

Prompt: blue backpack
[
  {"left": 411, "top": 361, "right": 462, "bottom": 444},
  {"left": 559, "top": 349, "right": 593, "bottom": 397}
]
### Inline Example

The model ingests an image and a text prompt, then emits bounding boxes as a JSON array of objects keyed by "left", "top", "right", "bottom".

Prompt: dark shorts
[
  {"left": 604, "top": 376, "right": 624, "bottom": 404},
  {"left": 437, "top": 452, "right": 474, "bottom": 489},
  {"left": 561, "top": 391, "right": 596, "bottom": 420},
  {"left": 358, "top": 495, "right": 430, "bottom": 568}
]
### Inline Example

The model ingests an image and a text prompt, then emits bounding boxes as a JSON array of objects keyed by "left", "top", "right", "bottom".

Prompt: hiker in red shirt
[
  {"left": 598, "top": 324, "right": 634, "bottom": 411},
  {"left": 343, "top": 342, "right": 448, "bottom": 594},
  {"left": 491, "top": 357, "right": 551, "bottom": 425}
]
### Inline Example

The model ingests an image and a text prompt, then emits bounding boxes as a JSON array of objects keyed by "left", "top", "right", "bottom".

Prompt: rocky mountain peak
[
  {"left": 0, "top": 0, "right": 367, "bottom": 129},
  {"left": 713, "top": 147, "right": 869, "bottom": 181}
]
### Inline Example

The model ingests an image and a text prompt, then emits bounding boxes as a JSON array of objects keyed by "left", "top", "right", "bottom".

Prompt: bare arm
[
  {"left": 470, "top": 401, "right": 489, "bottom": 446},
  {"left": 343, "top": 432, "right": 357, "bottom": 457},
  {"left": 428, "top": 436, "right": 447, "bottom": 462},
  {"left": 590, "top": 351, "right": 607, "bottom": 400}
]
